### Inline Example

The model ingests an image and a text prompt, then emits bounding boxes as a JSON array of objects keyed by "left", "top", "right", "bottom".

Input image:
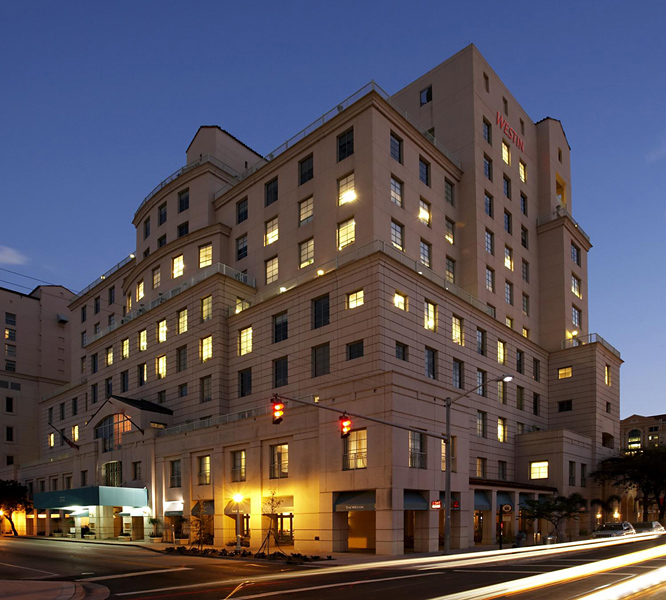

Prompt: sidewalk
[{"left": 1, "top": 580, "right": 109, "bottom": 600}]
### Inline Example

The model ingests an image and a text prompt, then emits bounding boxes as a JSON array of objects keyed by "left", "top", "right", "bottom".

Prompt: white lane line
[
  {"left": 76, "top": 567, "right": 192, "bottom": 582},
  {"left": 453, "top": 569, "right": 548, "bottom": 574},
  {"left": 115, "top": 571, "right": 443, "bottom": 597},
  {"left": 0, "top": 561, "right": 59, "bottom": 576}
]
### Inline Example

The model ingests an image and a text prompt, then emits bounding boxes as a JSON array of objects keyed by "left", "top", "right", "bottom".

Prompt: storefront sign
[
  {"left": 431, "top": 500, "right": 442, "bottom": 510},
  {"left": 501, "top": 503, "right": 513, "bottom": 513},
  {"left": 496, "top": 113, "right": 524, "bottom": 152}
]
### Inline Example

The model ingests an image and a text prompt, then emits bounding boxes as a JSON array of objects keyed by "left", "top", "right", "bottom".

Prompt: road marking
[
  {"left": 454, "top": 569, "right": 548, "bottom": 574},
  {"left": 115, "top": 571, "right": 443, "bottom": 597},
  {"left": 76, "top": 567, "right": 192, "bottom": 582},
  {"left": 0, "top": 561, "right": 59, "bottom": 576}
]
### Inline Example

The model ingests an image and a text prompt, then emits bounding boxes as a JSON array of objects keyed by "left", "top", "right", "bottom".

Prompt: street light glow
[{"left": 233, "top": 493, "right": 243, "bottom": 503}]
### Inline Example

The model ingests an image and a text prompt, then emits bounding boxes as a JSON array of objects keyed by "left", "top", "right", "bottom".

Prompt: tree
[
  {"left": 592, "top": 446, "right": 666, "bottom": 523},
  {"left": 521, "top": 493, "right": 587, "bottom": 540},
  {"left": 0, "top": 480, "right": 32, "bottom": 537}
]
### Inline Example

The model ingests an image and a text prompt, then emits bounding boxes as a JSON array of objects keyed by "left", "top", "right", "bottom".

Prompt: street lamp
[
  {"left": 443, "top": 374, "right": 513, "bottom": 555},
  {"left": 233, "top": 493, "right": 243, "bottom": 550}
]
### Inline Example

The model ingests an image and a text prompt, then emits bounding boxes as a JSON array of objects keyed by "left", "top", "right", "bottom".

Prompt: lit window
[
  {"left": 446, "top": 257, "right": 455, "bottom": 283},
  {"left": 48, "top": 433, "right": 55, "bottom": 448},
  {"left": 265, "top": 257, "right": 279, "bottom": 284},
  {"left": 299, "top": 238, "right": 314, "bottom": 268},
  {"left": 502, "top": 141, "right": 510, "bottom": 164},
  {"left": 239, "top": 327, "right": 252, "bottom": 356},
  {"left": 420, "top": 240, "right": 431, "bottom": 267},
  {"left": 201, "top": 296, "right": 212, "bottom": 322},
  {"left": 558, "top": 366, "right": 573, "bottom": 379},
  {"left": 347, "top": 290, "right": 364, "bottom": 309},
  {"left": 504, "top": 247, "right": 513, "bottom": 270},
  {"left": 299, "top": 197, "right": 313, "bottom": 225},
  {"left": 485, "top": 267, "right": 495, "bottom": 292},
  {"left": 106, "top": 346, "right": 113, "bottom": 366},
  {"left": 200, "top": 336, "right": 213, "bottom": 362},
  {"left": 72, "top": 425, "right": 79, "bottom": 442},
  {"left": 530, "top": 461, "right": 549, "bottom": 480},
  {"left": 522, "top": 327, "right": 529, "bottom": 339},
  {"left": 199, "top": 244, "right": 212, "bottom": 268},
  {"left": 390, "top": 177, "right": 403, "bottom": 207},
  {"left": 506, "top": 316, "right": 513, "bottom": 329},
  {"left": 394, "top": 292, "right": 406, "bottom": 311},
  {"left": 122, "top": 338, "right": 129, "bottom": 359},
  {"left": 605, "top": 365, "right": 611, "bottom": 386},
  {"left": 424, "top": 301, "right": 436, "bottom": 331},
  {"left": 172, "top": 255, "right": 184, "bottom": 278},
  {"left": 445, "top": 219, "right": 455, "bottom": 244},
  {"left": 139, "top": 329, "right": 147, "bottom": 352},
  {"left": 337, "top": 218, "right": 355, "bottom": 250},
  {"left": 156, "top": 355, "right": 167, "bottom": 379},
  {"left": 338, "top": 173, "right": 356, "bottom": 205},
  {"left": 498, "top": 417, "right": 507, "bottom": 443},
  {"left": 571, "top": 275, "right": 582, "bottom": 298},
  {"left": 419, "top": 157, "right": 430, "bottom": 186},
  {"left": 519, "top": 161, "right": 527, "bottom": 183},
  {"left": 391, "top": 221, "right": 404, "bottom": 250},
  {"left": 497, "top": 340, "right": 506, "bottom": 365},
  {"left": 152, "top": 267, "right": 161, "bottom": 289},
  {"left": 419, "top": 199, "right": 431, "bottom": 226},
  {"left": 452, "top": 316, "right": 464, "bottom": 345},
  {"left": 344, "top": 429, "right": 368, "bottom": 470},
  {"left": 265, "top": 217, "right": 279, "bottom": 246},
  {"left": 235, "top": 298, "right": 249, "bottom": 314},
  {"left": 178, "top": 308, "right": 188, "bottom": 333},
  {"left": 498, "top": 380, "right": 506, "bottom": 404},
  {"left": 136, "top": 280, "right": 144, "bottom": 301},
  {"left": 157, "top": 319, "right": 167, "bottom": 343},
  {"left": 485, "top": 230, "right": 494, "bottom": 254},
  {"left": 572, "top": 305, "right": 582, "bottom": 327}
]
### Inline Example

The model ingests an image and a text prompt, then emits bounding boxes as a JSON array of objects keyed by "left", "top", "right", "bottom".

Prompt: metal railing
[
  {"left": 537, "top": 206, "right": 590, "bottom": 243},
  {"left": 214, "top": 80, "right": 460, "bottom": 201},
  {"left": 135, "top": 154, "right": 240, "bottom": 219},
  {"left": 231, "top": 239, "right": 493, "bottom": 318},
  {"left": 560, "top": 332, "right": 621, "bottom": 358},
  {"left": 85, "top": 262, "right": 255, "bottom": 347},
  {"left": 72, "top": 255, "right": 135, "bottom": 302}
]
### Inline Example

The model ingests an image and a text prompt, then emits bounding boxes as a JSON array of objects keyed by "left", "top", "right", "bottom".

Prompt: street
[{"left": 2, "top": 536, "right": 666, "bottom": 599}]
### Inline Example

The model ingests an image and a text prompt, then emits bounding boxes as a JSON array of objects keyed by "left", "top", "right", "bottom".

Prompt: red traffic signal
[
  {"left": 340, "top": 415, "right": 352, "bottom": 438},
  {"left": 272, "top": 401, "right": 284, "bottom": 425}
]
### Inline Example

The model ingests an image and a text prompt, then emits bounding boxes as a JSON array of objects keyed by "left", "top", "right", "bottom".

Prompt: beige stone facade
[{"left": 0, "top": 45, "right": 622, "bottom": 553}]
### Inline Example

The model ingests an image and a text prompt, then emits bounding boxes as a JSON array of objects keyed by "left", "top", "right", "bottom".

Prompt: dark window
[
  {"left": 6, "top": 426, "right": 13, "bottom": 442},
  {"left": 273, "top": 312, "right": 288, "bottom": 343},
  {"left": 177, "top": 222, "right": 189, "bottom": 237},
  {"left": 239, "top": 369, "right": 252, "bottom": 397},
  {"left": 483, "top": 155, "right": 492, "bottom": 180},
  {"left": 484, "top": 192, "right": 493, "bottom": 216},
  {"left": 482, "top": 118, "right": 491, "bottom": 144},
  {"left": 337, "top": 129, "right": 354, "bottom": 162},
  {"left": 520, "top": 193, "right": 528, "bottom": 216},
  {"left": 105, "top": 377, "right": 112, "bottom": 399},
  {"left": 120, "top": 370, "right": 129, "bottom": 393},
  {"left": 143, "top": 218, "right": 150, "bottom": 239},
  {"left": 347, "top": 340, "right": 364, "bottom": 360},
  {"left": 72, "top": 398, "right": 78, "bottom": 416},
  {"left": 157, "top": 390, "right": 166, "bottom": 404},
  {"left": 158, "top": 203, "right": 167, "bottom": 225},
  {"left": 5, "top": 360, "right": 16, "bottom": 372},
  {"left": 236, "top": 235, "right": 248, "bottom": 260},
  {"left": 177, "top": 346, "right": 187, "bottom": 372},
  {"left": 299, "top": 155, "right": 314, "bottom": 185},
  {"left": 273, "top": 357, "right": 288, "bottom": 387},
  {"left": 425, "top": 347, "right": 437, "bottom": 379},
  {"left": 516, "top": 350, "right": 524, "bottom": 374},
  {"left": 571, "top": 242, "right": 581, "bottom": 266},
  {"left": 200, "top": 375, "right": 212, "bottom": 403},
  {"left": 521, "top": 226, "right": 529, "bottom": 249},
  {"left": 178, "top": 189, "right": 189, "bottom": 213},
  {"left": 59, "top": 402, "right": 65, "bottom": 420},
  {"left": 48, "top": 407, "right": 53, "bottom": 423},
  {"left": 265, "top": 178, "right": 278, "bottom": 206},
  {"left": 312, "top": 295, "right": 330, "bottom": 329},
  {"left": 390, "top": 133, "right": 403, "bottom": 163},
  {"left": 91, "top": 354, "right": 98, "bottom": 374},
  {"left": 504, "top": 211, "right": 512, "bottom": 234},
  {"left": 5, "top": 313, "right": 16, "bottom": 326},
  {"left": 452, "top": 359, "right": 463, "bottom": 388},
  {"left": 81, "top": 306, "right": 87, "bottom": 323},
  {"left": 137, "top": 364, "right": 146, "bottom": 387},
  {"left": 533, "top": 358, "right": 540, "bottom": 381},
  {"left": 445, "top": 179, "right": 454, "bottom": 206},
  {"left": 179, "top": 383, "right": 188, "bottom": 397},
  {"left": 533, "top": 393, "right": 540, "bottom": 416},
  {"left": 157, "top": 235, "right": 166, "bottom": 248},
  {"left": 91, "top": 383, "right": 98, "bottom": 404},
  {"left": 419, "top": 158, "right": 430, "bottom": 186},
  {"left": 503, "top": 175, "right": 511, "bottom": 199},
  {"left": 237, "top": 198, "right": 248, "bottom": 224},
  {"left": 558, "top": 400, "right": 573, "bottom": 412},
  {"left": 420, "top": 85, "right": 432, "bottom": 106},
  {"left": 94, "top": 297, "right": 100, "bottom": 314},
  {"left": 312, "top": 344, "right": 330, "bottom": 377},
  {"left": 396, "top": 342, "right": 408, "bottom": 361}
]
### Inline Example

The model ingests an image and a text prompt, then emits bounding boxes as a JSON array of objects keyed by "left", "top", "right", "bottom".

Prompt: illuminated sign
[
  {"left": 431, "top": 500, "right": 442, "bottom": 510},
  {"left": 497, "top": 112, "right": 524, "bottom": 152}
]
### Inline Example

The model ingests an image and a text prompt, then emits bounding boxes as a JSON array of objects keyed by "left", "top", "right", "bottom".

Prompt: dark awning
[
  {"left": 164, "top": 502, "right": 184, "bottom": 517},
  {"left": 497, "top": 492, "right": 514, "bottom": 509},
  {"left": 519, "top": 493, "right": 534, "bottom": 509},
  {"left": 34, "top": 486, "right": 148, "bottom": 510},
  {"left": 404, "top": 491, "right": 428, "bottom": 510},
  {"left": 109, "top": 395, "right": 173, "bottom": 415},
  {"left": 334, "top": 490, "right": 375, "bottom": 512},
  {"left": 474, "top": 490, "right": 491, "bottom": 511},
  {"left": 191, "top": 500, "right": 215, "bottom": 516}
]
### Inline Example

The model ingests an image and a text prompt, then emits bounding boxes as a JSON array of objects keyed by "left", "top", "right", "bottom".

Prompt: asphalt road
[{"left": 2, "top": 536, "right": 666, "bottom": 599}]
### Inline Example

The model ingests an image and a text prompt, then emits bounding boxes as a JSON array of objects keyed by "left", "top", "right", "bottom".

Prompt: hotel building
[{"left": 0, "top": 45, "right": 622, "bottom": 553}]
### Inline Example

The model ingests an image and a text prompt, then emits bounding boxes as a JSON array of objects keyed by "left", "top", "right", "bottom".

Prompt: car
[
  {"left": 631, "top": 521, "right": 666, "bottom": 534},
  {"left": 592, "top": 522, "right": 636, "bottom": 538}
]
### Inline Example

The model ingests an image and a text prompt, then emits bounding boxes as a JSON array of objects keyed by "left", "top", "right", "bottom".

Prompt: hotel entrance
[{"left": 333, "top": 490, "right": 376, "bottom": 553}]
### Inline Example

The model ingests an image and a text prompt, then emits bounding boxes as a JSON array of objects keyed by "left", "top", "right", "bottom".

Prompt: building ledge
[{"left": 560, "top": 332, "right": 621, "bottom": 359}]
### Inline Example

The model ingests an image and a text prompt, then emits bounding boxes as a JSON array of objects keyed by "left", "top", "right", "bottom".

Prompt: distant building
[{"left": 0, "top": 45, "right": 622, "bottom": 553}]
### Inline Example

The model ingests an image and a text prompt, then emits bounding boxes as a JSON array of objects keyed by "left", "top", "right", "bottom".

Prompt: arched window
[
  {"left": 627, "top": 429, "right": 642, "bottom": 452},
  {"left": 95, "top": 414, "right": 131, "bottom": 452}
]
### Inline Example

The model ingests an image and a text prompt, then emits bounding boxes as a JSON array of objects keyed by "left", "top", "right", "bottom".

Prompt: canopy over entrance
[
  {"left": 334, "top": 490, "right": 376, "bottom": 512},
  {"left": 34, "top": 486, "right": 148, "bottom": 510}
]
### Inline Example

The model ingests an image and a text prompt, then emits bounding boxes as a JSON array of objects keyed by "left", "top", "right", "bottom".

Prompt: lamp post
[
  {"left": 443, "top": 374, "right": 513, "bottom": 555},
  {"left": 233, "top": 493, "right": 243, "bottom": 550}
]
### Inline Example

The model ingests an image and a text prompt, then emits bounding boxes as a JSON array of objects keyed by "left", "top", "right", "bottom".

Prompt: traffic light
[
  {"left": 272, "top": 400, "right": 284, "bottom": 425},
  {"left": 340, "top": 414, "right": 352, "bottom": 438}
]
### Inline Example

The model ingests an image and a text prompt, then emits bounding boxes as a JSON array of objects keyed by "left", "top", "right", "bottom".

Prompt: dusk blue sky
[{"left": 1, "top": 2, "right": 663, "bottom": 417}]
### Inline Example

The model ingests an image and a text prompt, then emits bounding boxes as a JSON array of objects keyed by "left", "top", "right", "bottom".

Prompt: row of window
[
  {"left": 142, "top": 189, "right": 190, "bottom": 240},
  {"left": 482, "top": 117, "right": 527, "bottom": 183}
]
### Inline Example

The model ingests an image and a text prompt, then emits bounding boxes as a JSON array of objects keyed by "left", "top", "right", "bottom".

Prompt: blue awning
[
  {"left": 334, "top": 490, "right": 375, "bottom": 512},
  {"left": 404, "top": 491, "right": 428, "bottom": 510},
  {"left": 34, "top": 486, "right": 148, "bottom": 510},
  {"left": 474, "top": 490, "right": 491, "bottom": 511},
  {"left": 519, "top": 493, "right": 534, "bottom": 509},
  {"left": 497, "top": 492, "right": 514, "bottom": 509}
]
